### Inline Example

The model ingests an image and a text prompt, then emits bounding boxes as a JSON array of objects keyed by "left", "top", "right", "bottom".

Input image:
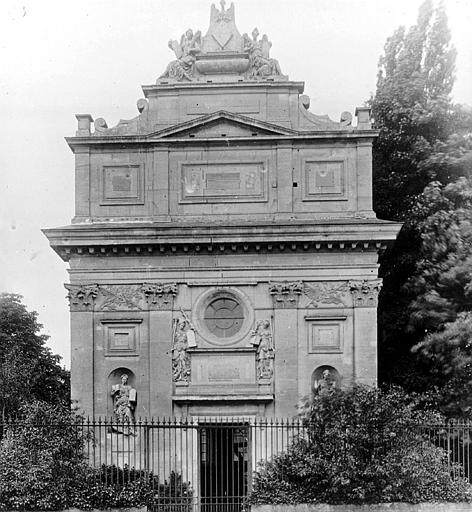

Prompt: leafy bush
[
  {"left": 0, "top": 402, "right": 192, "bottom": 511},
  {"left": 249, "top": 386, "right": 472, "bottom": 505}
]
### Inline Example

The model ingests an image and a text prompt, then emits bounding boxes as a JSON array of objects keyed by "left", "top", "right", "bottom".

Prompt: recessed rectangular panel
[
  {"left": 181, "top": 161, "right": 267, "bottom": 203},
  {"left": 103, "top": 320, "right": 141, "bottom": 356},
  {"left": 307, "top": 319, "right": 344, "bottom": 353},
  {"left": 101, "top": 165, "right": 144, "bottom": 205},
  {"left": 303, "top": 160, "right": 346, "bottom": 201},
  {"left": 191, "top": 353, "right": 255, "bottom": 384}
]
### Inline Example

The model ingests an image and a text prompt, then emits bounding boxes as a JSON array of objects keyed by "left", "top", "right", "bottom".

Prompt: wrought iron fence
[{"left": 2, "top": 417, "right": 472, "bottom": 511}]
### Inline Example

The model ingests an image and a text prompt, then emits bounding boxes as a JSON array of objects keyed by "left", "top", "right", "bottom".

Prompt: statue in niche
[
  {"left": 110, "top": 373, "right": 137, "bottom": 422},
  {"left": 251, "top": 319, "right": 275, "bottom": 380},
  {"left": 243, "top": 28, "right": 282, "bottom": 78},
  {"left": 313, "top": 369, "right": 337, "bottom": 397},
  {"left": 160, "top": 29, "right": 202, "bottom": 81},
  {"left": 172, "top": 311, "right": 196, "bottom": 383}
]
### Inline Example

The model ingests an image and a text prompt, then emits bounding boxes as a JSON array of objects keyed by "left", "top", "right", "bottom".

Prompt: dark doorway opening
[{"left": 199, "top": 423, "right": 249, "bottom": 512}]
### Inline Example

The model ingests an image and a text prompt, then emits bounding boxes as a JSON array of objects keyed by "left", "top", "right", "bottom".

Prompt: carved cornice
[
  {"left": 65, "top": 283, "right": 179, "bottom": 312},
  {"left": 268, "top": 281, "right": 303, "bottom": 308},
  {"left": 349, "top": 279, "right": 382, "bottom": 307},
  {"left": 302, "top": 281, "right": 349, "bottom": 308}
]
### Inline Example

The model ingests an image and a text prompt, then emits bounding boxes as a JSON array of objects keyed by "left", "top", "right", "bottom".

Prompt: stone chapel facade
[{"left": 44, "top": 2, "right": 401, "bottom": 419}]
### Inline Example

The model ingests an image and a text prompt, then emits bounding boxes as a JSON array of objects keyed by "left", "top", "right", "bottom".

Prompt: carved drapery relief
[
  {"left": 269, "top": 281, "right": 303, "bottom": 309},
  {"left": 65, "top": 283, "right": 179, "bottom": 311},
  {"left": 172, "top": 315, "right": 196, "bottom": 384},
  {"left": 349, "top": 279, "right": 382, "bottom": 307},
  {"left": 250, "top": 319, "right": 274, "bottom": 381},
  {"left": 65, "top": 284, "right": 99, "bottom": 311},
  {"left": 303, "top": 282, "right": 349, "bottom": 308},
  {"left": 142, "top": 283, "right": 177, "bottom": 310}
]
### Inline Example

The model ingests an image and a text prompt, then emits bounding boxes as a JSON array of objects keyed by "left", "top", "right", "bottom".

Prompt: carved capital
[
  {"left": 65, "top": 284, "right": 99, "bottom": 311},
  {"left": 268, "top": 281, "right": 303, "bottom": 308},
  {"left": 349, "top": 279, "right": 382, "bottom": 307},
  {"left": 142, "top": 283, "right": 178, "bottom": 310}
]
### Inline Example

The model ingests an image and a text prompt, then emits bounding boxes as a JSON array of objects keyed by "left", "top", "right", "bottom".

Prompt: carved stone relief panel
[
  {"left": 302, "top": 282, "right": 349, "bottom": 308},
  {"left": 268, "top": 281, "right": 303, "bottom": 309},
  {"left": 180, "top": 161, "right": 267, "bottom": 203},
  {"left": 349, "top": 279, "right": 382, "bottom": 307},
  {"left": 65, "top": 283, "right": 179, "bottom": 311}
]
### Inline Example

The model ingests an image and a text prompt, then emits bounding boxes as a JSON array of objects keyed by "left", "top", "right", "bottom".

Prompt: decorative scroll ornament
[
  {"left": 65, "top": 284, "right": 99, "bottom": 311},
  {"left": 243, "top": 28, "right": 283, "bottom": 78},
  {"left": 250, "top": 319, "right": 275, "bottom": 381},
  {"left": 159, "top": 29, "right": 202, "bottom": 82},
  {"left": 349, "top": 279, "right": 383, "bottom": 308},
  {"left": 172, "top": 312, "right": 196, "bottom": 384},
  {"left": 303, "top": 282, "right": 349, "bottom": 308},
  {"left": 142, "top": 283, "right": 178, "bottom": 310},
  {"left": 269, "top": 281, "right": 303, "bottom": 309},
  {"left": 99, "top": 285, "right": 143, "bottom": 311}
]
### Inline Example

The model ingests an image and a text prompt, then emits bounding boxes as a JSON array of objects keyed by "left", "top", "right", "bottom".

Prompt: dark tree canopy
[
  {"left": 371, "top": 0, "right": 472, "bottom": 411},
  {"left": 0, "top": 293, "right": 70, "bottom": 418}
]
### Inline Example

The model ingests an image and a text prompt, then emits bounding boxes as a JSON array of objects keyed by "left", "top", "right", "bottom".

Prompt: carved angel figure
[
  {"left": 160, "top": 29, "right": 202, "bottom": 81},
  {"left": 243, "top": 28, "right": 282, "bottom": 79},
  {"left": 251, "top": 319, "right": 275, "bottom": 380}
]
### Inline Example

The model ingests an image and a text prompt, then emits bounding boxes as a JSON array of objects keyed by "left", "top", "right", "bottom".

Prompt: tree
[
  {"left": 372, "top": 0, "right": 456, "bottom": 220},
  {"left": 0, "top": 293, "right": 70, "bottom": 418},
  {"left": 369, "top": 0, "right": 472, "bottom": 388}
]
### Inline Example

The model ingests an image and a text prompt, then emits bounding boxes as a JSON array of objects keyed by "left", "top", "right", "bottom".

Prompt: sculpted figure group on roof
[{"left": 159, "top": 1, "right": 284, "bottom": 82}]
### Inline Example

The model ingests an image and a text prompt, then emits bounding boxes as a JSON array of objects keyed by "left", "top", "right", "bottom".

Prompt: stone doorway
[{"left": 199, "top": 422, "right": 249, "bottom": 512}]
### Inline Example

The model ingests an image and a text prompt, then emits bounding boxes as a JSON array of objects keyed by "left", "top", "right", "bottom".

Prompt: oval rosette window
[{"left": 194, "top": 288, "right": 253, "bottom": 346}]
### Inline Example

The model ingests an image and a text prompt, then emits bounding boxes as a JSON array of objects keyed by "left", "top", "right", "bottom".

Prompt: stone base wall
[{"left": 253, "top": 504, "right": 472, "bottom": 512}]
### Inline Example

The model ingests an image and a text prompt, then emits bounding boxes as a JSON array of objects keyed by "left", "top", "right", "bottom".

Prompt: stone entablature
[{"left": 65, "top": 283, "right": 178, "bottom": 311}]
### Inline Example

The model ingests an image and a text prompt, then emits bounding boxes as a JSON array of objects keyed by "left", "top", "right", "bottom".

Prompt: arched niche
[
  {"left": 312, "top": 365, "right": 341, "bottom": 396},
  {"left": 107, "top": 367, "right": 136, "bottom": 417}
]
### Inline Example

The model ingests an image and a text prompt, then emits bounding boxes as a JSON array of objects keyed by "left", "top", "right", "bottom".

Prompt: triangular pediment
[{"left": 150, "top": 111, "right": 296, "bottom": 139}]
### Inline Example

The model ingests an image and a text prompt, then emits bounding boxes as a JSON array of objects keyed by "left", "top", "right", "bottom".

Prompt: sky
[{"left": 0, "top": 0, "right": 471, "bottom": 369}]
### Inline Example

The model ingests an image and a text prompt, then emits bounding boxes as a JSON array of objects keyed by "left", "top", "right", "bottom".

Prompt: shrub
[
  {"left": 0, "top": 403, "right": 192, "bottom": 511},
  {"left": 249, "top": 386, "right": 472, "bottom": 505}
]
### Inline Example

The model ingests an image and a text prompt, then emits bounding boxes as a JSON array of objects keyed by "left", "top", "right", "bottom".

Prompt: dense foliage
[
  {"left": 0, "top": 402, "right": 192, "bottom": 511},
  {"left": 0, "top": 293, "right": 70, "bottom": 418},
  {"left": 249, "top": 387, "right": 472, "bottom": 505},
  {"left": 371, "top": 0, "right": 472, "bottom": 411}
]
